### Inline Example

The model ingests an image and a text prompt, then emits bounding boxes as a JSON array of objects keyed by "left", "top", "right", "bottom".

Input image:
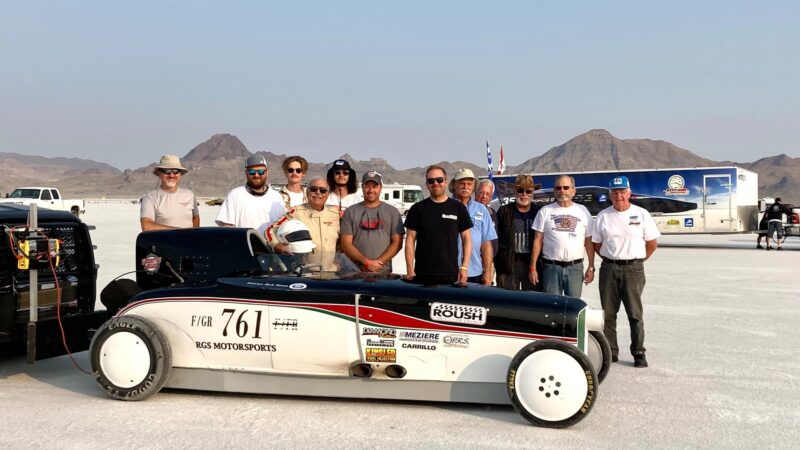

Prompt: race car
[{"left": 91, "top": 227, "right": 610, "bottom": 428}]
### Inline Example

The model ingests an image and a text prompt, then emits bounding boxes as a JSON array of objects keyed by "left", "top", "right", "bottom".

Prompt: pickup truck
[
  {"left": 0, "top": 187, "right": 86, "bottom": 217},
  {"left": 759, "top": 197, "right": 800, "bottom": 238}
]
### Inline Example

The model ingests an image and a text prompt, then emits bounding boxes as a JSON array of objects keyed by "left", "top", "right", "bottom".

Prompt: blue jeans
[{"left": 541, "top": 261, "right": 584, "bottom": 298}]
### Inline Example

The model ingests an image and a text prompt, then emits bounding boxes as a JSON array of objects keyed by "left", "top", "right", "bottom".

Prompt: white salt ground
[{"left": 1, "top": 201, "right": 799, "bottom": 448}]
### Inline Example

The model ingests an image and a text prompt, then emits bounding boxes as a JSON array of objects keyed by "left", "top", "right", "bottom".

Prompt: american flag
[
  {"left": 497, "top": 144, "right": 506, "bottom": 175},
  {"left": 486, "top": 141, "right": 493, "bottom": 180}
]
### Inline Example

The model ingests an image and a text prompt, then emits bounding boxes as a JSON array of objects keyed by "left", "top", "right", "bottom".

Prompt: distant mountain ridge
[{"left": 2, "top": 130, "right": 798, "bottom": 204}]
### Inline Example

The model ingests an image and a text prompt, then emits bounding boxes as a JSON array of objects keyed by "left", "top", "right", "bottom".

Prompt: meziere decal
[{"left": 430, "top": 303, "right": 487, "bottom": 326}]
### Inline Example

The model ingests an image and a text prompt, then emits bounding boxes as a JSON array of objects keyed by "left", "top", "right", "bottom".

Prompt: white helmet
[{"left": 276, "top": 219, "right": 316, "bottom": 254}]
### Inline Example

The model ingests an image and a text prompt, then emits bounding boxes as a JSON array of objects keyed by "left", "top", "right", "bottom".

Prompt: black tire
[
  {"left": 90, "top": 315, "right": 172, "bottom": 401},
  {"left": 587, "top": 330, "right": 612, "bottom": 383},
  {"left": 507, "top": 339, "right": 597, "bottom": 428}
]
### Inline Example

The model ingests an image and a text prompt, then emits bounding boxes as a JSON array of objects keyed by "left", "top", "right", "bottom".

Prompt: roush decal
[
  {"left": 365, "top": 347, "right": 396, "bottom": 363},
  {"left": 430, "top": 303, "right": 487, "bottom": 326}
]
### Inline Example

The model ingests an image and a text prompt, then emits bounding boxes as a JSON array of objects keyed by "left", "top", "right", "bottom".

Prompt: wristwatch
[{"left": 588, "top": 267, "right": 595, "bottom": 272}]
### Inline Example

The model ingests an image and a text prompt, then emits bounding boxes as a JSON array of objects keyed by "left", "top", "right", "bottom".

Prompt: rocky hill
[{"left": 1, "top": 131, "right": 797, "bottom": 203}]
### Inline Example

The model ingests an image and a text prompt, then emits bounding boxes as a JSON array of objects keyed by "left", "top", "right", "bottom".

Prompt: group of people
[{"left": 139, "top": 154, "right": 661, "bottom": 368}]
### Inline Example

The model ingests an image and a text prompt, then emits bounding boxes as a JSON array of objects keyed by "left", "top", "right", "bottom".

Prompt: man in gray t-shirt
[
  {"left": 140, "top": 155, "right": 200, "bottom": 231},
  {"left": 340, "top": 171, "right": 405, "bottom": 272}
]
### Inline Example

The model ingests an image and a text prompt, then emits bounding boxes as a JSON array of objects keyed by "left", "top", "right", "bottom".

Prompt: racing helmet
[{"left": 276, "top": 219, "right": 316, "bottom": 254}]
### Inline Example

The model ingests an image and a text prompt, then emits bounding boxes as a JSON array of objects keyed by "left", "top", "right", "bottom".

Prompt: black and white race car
[{"left": 92, "top": 227, "right": 610, "bottom": 428}]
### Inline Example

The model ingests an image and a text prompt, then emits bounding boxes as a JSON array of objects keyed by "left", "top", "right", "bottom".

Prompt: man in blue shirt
[{"left": 451, "top": 169, "right": 498, "bottom": 285}]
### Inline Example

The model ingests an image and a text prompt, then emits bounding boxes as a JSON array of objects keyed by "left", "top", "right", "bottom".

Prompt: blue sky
[{"left": 1, "top": 1, "right": 797, "bottom": 170}]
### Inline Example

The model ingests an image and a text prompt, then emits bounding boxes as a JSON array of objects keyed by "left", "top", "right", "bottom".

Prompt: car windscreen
[{"left": 10, "top": 189, "right": 41, "bottom": 199}]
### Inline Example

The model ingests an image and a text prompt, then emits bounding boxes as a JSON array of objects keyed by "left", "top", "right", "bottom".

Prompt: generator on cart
[{"left": 0, "top": 204, "right": 106, "bottom": 361}]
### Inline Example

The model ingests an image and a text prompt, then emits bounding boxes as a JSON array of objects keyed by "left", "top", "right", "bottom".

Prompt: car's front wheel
[
  {"left": 507, "top": 339, "right": 597, "bottom": 428},
  {"left": 90, "top": 315, "right": 172, "bottom": 401}
]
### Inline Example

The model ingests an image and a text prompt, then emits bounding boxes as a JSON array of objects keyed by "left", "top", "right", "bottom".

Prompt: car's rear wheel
[
  {"left": 507, "top": 339, "right": 597, "bottom": 428},
  {"left": 90, "top": 315, "right": 171, "bottom": 401},
  {"left": 587, "top": 330, "right": 611, "bottom": 383}
]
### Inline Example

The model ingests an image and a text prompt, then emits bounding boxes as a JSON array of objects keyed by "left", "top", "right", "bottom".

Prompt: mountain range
[{"left": 2, "top": 129, "right": 798, "bottom": 203}]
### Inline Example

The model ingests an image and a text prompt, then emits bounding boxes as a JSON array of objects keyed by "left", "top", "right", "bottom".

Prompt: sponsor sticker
[
  {"left": 289, "top": 283, "right": 307, "bottom": 290},
  {"left": 365, "top": 347, "right": 396, "bottom": 363},
  {"left": 665, "top": 175, "right": 689, "bottom": 195},
  {"left": 666, "top": 219, "right": 680, "bottom": 226},
  {"left": 361, "top": 327, "right": 397, "bottom": 338},
  {"left": 430, "top": 303, "right": 487, "bottom": 326},
  {"left": 398, "top": 331, "right": 440, "bottom": 343},
  {"left": 366, "top": 339, "right": 395, "bottom": 347},
  {"left": 272, "top": 318, "right": 298, "bottom": 330},
  {"left": 684, "top": 218, "right": 694, "bottom": 227},
  {"left": 443, "top": 334, "right": 470, "bottom": 348},
  {"left": 141, "top": 254, "right": 162, "bottom": 273}
]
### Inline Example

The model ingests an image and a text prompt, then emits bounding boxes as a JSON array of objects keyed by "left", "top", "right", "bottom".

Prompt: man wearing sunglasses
[
  {"left": 340, "top": 171, "right": 405, "bottom": 273},
  {"left": 215, "top": 155, "right": 286, "bottom": 233},
  {"left": 325, "top": 159, "right": 362, "bottom": 217},
  {"left": 404, "top": 165, "right": 472, "bottom": 285},
  {"left": 450, "top": 169, "right": 497, "bottom": 285},
  {"left": 494, "top": 174, "right": 542, "bottom": 291},
  {"left": 140, "top": 154, "right": 200, "bottom": 231},
  {"left": 266, "top": 178, "right": 340, "bottom": 270},
  {"left": 530, "top": 175, "right": 596, "bottom": 297},
  {"left": 278, "top": 156, "right": 308, "bottom": 209}
]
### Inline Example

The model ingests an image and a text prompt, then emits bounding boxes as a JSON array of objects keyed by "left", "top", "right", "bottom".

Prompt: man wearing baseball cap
[
  {"left": 592, "top": 175, "right": 660, "bottom": 368},
  {"left": 215, "top": 154, "right": 286, "bottom": 233},
  {"left": 340, "top": 170, "right": 405, "bottom": 273},
  {"left": 326, "top": 159, "right": 363, "bottom": 217}
]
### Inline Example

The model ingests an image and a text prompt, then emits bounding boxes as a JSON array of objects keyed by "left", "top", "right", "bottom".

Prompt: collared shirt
[{"left": 457, "top": 198, "right": 498, "bottom": 277}]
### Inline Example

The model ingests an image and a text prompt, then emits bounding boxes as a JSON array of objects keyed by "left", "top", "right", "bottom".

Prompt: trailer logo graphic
[
  {"left": 430, "top": 303, "right": 487, "bottom": 326},
  {"left": 665, "top": 175, "right": 689, "bottom": 196}
]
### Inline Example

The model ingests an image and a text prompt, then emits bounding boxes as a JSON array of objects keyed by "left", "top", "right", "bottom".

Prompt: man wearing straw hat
[{"left": 140, "top": 154, "right": 199, "bottom": 231}]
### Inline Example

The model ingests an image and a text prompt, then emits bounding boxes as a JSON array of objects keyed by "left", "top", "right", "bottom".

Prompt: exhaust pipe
[
  {"left": 384, "top": 364, "right": 407, "bottom": 379},
  {"left": 350, "top": 362, "right": 374, "bottom": 378}
]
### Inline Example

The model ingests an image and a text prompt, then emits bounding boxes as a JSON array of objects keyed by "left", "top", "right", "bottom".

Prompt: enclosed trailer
[{"left": 492, "top": 167, "right": 758, "bottom": 234}]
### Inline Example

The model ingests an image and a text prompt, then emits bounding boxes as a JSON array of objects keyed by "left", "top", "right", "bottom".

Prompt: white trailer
[
  {"left": 379, "top": 183, "right": 423, "bottom": 216},
  {"left": 492, "top": 166, "right": 759, "bottom": 234}
]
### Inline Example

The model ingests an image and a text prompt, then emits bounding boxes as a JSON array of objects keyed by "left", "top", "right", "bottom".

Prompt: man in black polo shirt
[{"left": 404, "top": 165, "right": 472, "bottom": 285}]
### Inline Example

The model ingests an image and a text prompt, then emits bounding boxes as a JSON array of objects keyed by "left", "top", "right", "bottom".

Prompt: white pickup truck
[
  {"left": 0, "top": 187, "right": 86, "bottom": 216},
  {"left": 759, "top": 197, "right": 800, "bottom": 238}
]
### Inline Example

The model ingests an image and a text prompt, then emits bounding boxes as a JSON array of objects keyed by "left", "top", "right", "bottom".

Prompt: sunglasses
[
  {"left": 516, "top": 188, "right": 534, "bottom": 195},
  {"left": 286, "top": 167, "right": 303, "bottom": 174},
  {"left": 158, "top": 168, "right": 182, "bottom": 175},
  {"left": 426, "top": 177, "right": 445, "bottom": 185},
  {"left": 308, "top": 186, "right": 329, "bottom": 194},
  {"left": 554, "top": 186, "right": 572, "bottom": 191},
  {"left": 247, "top": 169, "right": 266, "bottom": 176},
  {"left": 334, "top": 170, "right": 349, "bottom": 176}
]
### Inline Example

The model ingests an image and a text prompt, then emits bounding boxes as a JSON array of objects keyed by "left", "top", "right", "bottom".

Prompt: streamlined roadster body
[{"left": 91, "top": 228, "right": 609, "bottom": 428}]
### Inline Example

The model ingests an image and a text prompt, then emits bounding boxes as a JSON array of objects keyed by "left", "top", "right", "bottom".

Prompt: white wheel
[
  {"left": 90, "top": 315, "right": 172, "bottom": 401},
  {"left": 98, "top": 331, "right": 153, "bottom": 388},
  {"left": 507, "top": 340, "right": 597, "bottom": 428}
]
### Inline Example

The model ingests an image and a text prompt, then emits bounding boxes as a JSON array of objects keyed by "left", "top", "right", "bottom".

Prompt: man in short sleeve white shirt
[
  {"left": 592, "top": 175, "right": 660, "bottom": 368},
  {"left": 530, "top": 175, "right": 595, "bottom": 297},
  {"left": 215, "top": 155, "right": 286, "bottom": 235}
]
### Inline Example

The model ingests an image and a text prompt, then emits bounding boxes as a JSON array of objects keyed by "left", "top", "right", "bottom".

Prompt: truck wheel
[
  {"left": 90, "top": 315, "right": 171, "bottom": 401},
  {"left": 70, "top": 206, "right": 80, "bottom": 217},
  {"left": 507, "top": 339, "right": 597, "bottom": 428},
  {"left": 587, "top": 330, "right": 611, "bottom": 383}
]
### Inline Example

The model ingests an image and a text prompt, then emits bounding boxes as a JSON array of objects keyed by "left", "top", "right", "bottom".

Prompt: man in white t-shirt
[
  {"left": 530, "top": 175, "right": 595, "bottom": 297},
  {"left": 592, "top": 175, "right": 660, "bottom": 368},
  {"left": 215, "top": 155, "right": 286, "bottom": 234}
]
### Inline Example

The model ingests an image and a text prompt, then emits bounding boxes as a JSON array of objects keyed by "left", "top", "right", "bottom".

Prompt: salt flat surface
[{"left": 2, "top": 202, "right": 799, "bottom": 448}]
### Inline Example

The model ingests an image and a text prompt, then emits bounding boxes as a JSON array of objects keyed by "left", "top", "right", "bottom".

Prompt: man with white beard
[{"left": 140, "top": 154, "right": 199, "bottom": 231}]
